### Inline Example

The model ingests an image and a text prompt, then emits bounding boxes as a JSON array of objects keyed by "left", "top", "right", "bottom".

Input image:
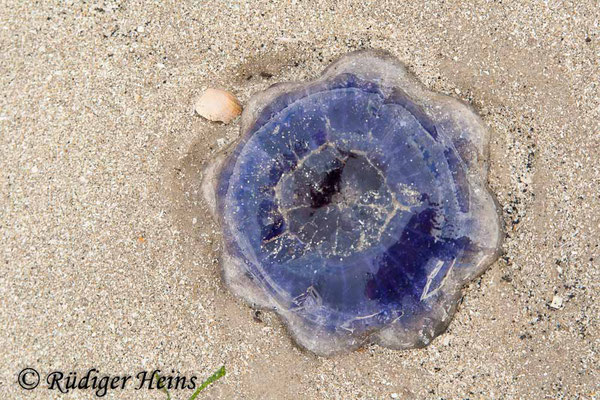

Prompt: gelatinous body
[{"left": 203, "top": 50, "right": 502, "bottom": 355}]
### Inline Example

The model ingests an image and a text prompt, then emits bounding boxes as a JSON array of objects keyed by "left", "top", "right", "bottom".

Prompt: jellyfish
[{"left": 202, "top": 50, "right": 502, "bottom": 356}]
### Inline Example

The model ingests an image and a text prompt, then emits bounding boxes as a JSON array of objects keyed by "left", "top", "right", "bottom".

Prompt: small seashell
[
  {"left": 194, "top": 88, "right": 242, "bottom": 123},
  {"left": 550, "top": 295, "right": 563, "bottom": 309}
]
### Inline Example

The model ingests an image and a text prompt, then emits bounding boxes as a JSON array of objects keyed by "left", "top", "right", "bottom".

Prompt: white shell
[{"left": 194, "top": 88, "right": 242, "bottom": 123}]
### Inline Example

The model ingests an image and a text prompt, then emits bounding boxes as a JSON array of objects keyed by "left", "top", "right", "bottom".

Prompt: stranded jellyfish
[{"left": 202, "top": 50, "right": 502, "bottom": 356}]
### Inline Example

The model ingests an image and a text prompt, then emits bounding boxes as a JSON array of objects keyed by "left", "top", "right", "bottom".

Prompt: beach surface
[{"left": 1, "top": 1, "right": 598, "bottom": 398}]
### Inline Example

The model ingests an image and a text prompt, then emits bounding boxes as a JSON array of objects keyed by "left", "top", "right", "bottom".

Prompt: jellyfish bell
[{"left": 202, "top": 50, "right": 503, "bottom": 356}]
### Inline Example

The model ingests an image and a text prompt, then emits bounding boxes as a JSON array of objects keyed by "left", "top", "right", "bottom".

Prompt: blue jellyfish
[{"left": 203, "top": 50, "right": 502, "bottom": 356}]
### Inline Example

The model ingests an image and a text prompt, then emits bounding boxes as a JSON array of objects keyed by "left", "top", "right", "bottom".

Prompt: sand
[{"left": 0, "top": 1, "right": 598, "bottom": 399}]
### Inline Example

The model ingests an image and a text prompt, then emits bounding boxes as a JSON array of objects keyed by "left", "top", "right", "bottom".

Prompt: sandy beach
[{"left": 1, "top": 1, "right": 598, "bottom": 398}]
